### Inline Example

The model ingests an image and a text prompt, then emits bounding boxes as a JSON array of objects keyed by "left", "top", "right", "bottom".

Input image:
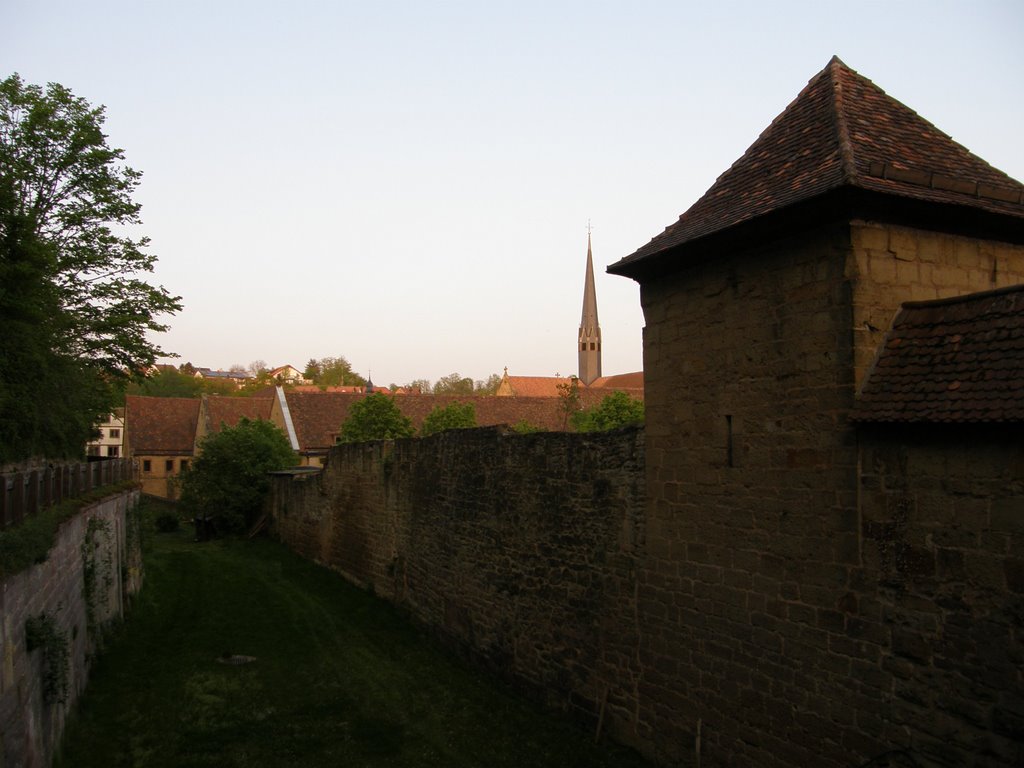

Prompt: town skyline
[{"left": 3, "top": 1, "right": 1021, "bottom": 386}]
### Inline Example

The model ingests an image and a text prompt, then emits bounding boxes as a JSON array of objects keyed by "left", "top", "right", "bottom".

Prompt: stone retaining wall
[{"left": 0, "top": 489, "right": 142, "bottom": 768}]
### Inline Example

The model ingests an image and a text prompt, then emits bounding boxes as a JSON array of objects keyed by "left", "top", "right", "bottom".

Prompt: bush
[
  {"left": 337, "top": 393, "right": 414, "bottom": 443},
  {"left": 571, "top": 391, "right": 645, "bottom": 432},
  {"left": 420, "top": 401, "right": 476, "bottom": 436},
  {"left": 178, "top": 418, "right": 296, "bottom": 534}
]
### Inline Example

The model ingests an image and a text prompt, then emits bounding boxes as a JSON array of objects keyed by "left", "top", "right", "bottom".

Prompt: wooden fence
[{"left": 0, "top": 458, "right": 135, "bottom": 529}]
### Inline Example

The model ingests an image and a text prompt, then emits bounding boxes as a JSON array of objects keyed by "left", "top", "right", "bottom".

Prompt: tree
[
  {"left": 571, "top": 391, "right": 645, "bottom": 432},
  {"left": 0, "top": 74, "right": 180, "bottom": 461},
  {"left": 433, "top": 372, "right": 475, "bottom": 395},
  {"left": 304, "top": 356, "right": 365, "bottom": 387},
  {"left": 420, "top": 401, "right": 476, "bottom": 437},
  {"left": 555, "top": 376, "right": 581, "bottom": 431},
  {"left": 337, "top": 393, "right": 414, "bottom": 443},
  {"left": 126, "top": 367, "right": 202, "bottom": 398},
  {"left": 402, "top": 379, "right": 432, "bottom": 394},
  {"left": 475, "top": 373, "right": 502, "bottom": 395},
  {"left": 178, "top": 418, "right": 295, "bottom": 534}
]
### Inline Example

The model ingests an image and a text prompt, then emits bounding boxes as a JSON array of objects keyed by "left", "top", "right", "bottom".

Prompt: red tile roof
[
  {"left": 590, "top": 371, "right": 645, "bottom": 391},
  {"left": 205, "top": 397, "right": 274, "bottom": 433},
  {"left": 281, "top": 391, "right": 644, "bottom": 451},
  {"left": 125, "top": 396, "right": 201, "bottom": 455},
  {"left": 498, "top": 376, "right": 577, "bottom": 398},
  {"left": 611, "top": 57, "right": 1024, "bottom": 275},
  {"left": 498, "top": 373, "right": 644, "bottom": 397},
  {"left": 852, "top": 284, "right": 1024, "bottom": 423}
]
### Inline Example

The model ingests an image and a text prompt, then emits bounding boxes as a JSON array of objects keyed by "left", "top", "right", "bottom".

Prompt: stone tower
[{"left": 578, "top": 232, "right": 602, "bottom": 385}]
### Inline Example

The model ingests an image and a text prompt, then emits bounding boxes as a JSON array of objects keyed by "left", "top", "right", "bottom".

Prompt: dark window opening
[{"left": 726, "top": 415, "right": 734, "bottom": 468}]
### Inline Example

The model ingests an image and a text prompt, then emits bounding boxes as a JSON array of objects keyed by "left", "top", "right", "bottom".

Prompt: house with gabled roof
[
  {"left": 125, "top": 394, "right": 280, "bottom": 498},
  {"left": 197, "top": 396, "right": 275, "bottom": 442},
  {"left": 267, "top": 365, "right": 309, "bottom": 384},
  {"left": 124, "top": 396, "right": 201, "bottom": 499},
  {"left": 608, "top": 57, "right": 1023, "bottom": 768}
]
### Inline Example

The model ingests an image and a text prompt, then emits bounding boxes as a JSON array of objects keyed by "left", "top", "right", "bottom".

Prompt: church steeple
[{"left": 578, "top": 230, "right": 602, "bottom": 385}]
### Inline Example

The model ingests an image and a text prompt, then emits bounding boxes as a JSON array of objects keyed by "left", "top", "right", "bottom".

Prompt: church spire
[{"left": 578, "top": 229, "right": 602, "bottom": 385}]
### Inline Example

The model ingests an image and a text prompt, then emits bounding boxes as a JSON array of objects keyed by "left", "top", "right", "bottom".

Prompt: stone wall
[
  {"left": 850, "top": 222, "right": 1024, "bottom": 388},
  {"left": 858, "top": 425, "right": 1023, "bottom": 765},
  {"left": 269, "top": 223, "right": 1023, "bottom": 768},
  {"left": 0, "top": 490, "right": 142, "bottom": 768},
  {"left": 270, "top": 427, "right": 648, "bottom": 742},
  {"left": 637, "top": 224, "right": 863, "bottom": 766},
  {"left": 634, "top": 219, "right": 1024, "bottom": 767}
]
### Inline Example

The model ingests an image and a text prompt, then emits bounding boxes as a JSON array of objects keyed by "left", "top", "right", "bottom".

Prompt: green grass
[{"left": 57, "top": 501, "right": 652, "bottom": 768}]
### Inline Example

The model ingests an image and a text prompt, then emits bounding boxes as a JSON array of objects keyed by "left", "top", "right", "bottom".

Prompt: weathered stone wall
[
  {"left": 858, "top": 425, "right": 1023, "bottom": 765},
  {"left": 637, "top": 224, "right": 863, "bottom": 766},
  {"left": 270, "top": 427, "right": 648, "bottom": 743},
  {"left": 635, "top": 220, "right": 1024, "bottom": 767},
  {"left": 850, "top": 222, "right": 1024, "bottom": 388},
  {"left": 270, "top": 223, "right": 1023, "bottom": 768},
  {"left": 0, "top": 490, "right": 142, "bottom": 768}
]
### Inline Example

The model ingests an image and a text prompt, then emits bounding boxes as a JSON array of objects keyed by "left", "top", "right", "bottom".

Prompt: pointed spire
[{"left": 578, "top": 229, "right": 602, "bottom": 385}]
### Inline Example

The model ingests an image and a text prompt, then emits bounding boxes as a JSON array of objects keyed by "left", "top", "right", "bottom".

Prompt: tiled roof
[
  {"left": 611, "top": 57, "right": 1024, "bottom": 275},
  {"left": 590, "top": 371, "right": 645, "bottom": 391},
  {"left": 281, "top": 391, "right": 645, "bottom": 451},
  {"left": 497, "top": 376, "right": 577, "bottom": 398},
  {"left": 852, "top": 284, "right": 1024, "bottom": 423},
  {"left": 125, "top": 396, "right": 201, "bottom": 454},
  {"left": 205, "top": 396, "right": 274, "bottom": 433},
  {"left": 196, "top": 368, "right": 253, "bottom": 380},
  {"left": 497, "top": 373, "right": 644, "bottom": 397}
]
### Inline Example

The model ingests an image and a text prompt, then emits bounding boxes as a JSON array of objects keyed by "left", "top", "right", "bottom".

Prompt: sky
[{"left": 3, "top": 1, "right": 1022, "bottom": 387}]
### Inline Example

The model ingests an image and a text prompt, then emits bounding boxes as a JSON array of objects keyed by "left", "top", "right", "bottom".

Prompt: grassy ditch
[{"left": 57, "top": 502, "right": 652, "bottom": 768}]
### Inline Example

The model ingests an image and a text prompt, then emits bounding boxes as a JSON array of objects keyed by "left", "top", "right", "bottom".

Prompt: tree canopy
[
  {"left": 178, "top": 418, "right": 296, "bottom": 534},
  {"left": 337, "top": 393, "right": 414, "bottom": 443},
  {"left": 431, "top": 372, "right": 501, "bottom": 395},
  {"left": 571, "top": 391, "right": 645, "bottom": 432},
  {"left": 420, "top": 401, "right": 476, "bottom": 437},
  {"left": 0, "top": 74, "right": 180, "bottom": 461},
  {"left": 304, "top": 356, "right": 365, "bottom": 387}
]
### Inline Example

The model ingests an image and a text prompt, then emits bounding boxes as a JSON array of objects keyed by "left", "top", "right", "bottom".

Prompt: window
[
  {"left": 107, "top": 446, "right": 120, "bottom": 457},
  {"left": 87, "top": 446, "right": 101, "bottom": 456},
  {"left": 180, "top": 459, "right": 189, "bottom": 471},
  {"left": 165, "top": 459, "right": 174, "bottom": 472},
  {"left": 108, "top": 428, "right": 121, "bottom": 439},
  {"left": 143, "top": 459, "right": 151, "bottom": 472}
]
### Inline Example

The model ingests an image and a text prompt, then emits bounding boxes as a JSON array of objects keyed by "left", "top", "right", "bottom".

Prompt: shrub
[
  {"left": 178, "top": 418, "right": 296, "bottom": 534},
  {"left": 571, "top": 391, "right": 645, "bottom": 432},
  {"left": 420, "top": 402, "right": 476, "bottom": 436},
  {"left": 337, "top": 393, "right": 414, "bottom": 443}
]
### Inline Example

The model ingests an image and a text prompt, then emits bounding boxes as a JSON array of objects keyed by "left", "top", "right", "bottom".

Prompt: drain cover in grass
[{"left": 216, "top": 654, "right": 257, "bottom": 665}]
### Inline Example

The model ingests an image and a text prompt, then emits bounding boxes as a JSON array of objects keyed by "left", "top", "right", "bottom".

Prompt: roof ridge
[{"left": 828, "top": 56, "right": 858, "bottom": 184}]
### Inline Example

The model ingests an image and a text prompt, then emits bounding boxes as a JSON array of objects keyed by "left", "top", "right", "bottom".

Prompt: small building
[
  {"left": 124, "top": 395, "right": 276, "bottom": 498},
  {"left": 124, "top": 396, "right": 201, "bottom": 499},
  {"left": 267, "top": 365, "right": 309, "bottom": 385},
  {"left": 85, "top": 409, "right": 125, "bottom": 458}
]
